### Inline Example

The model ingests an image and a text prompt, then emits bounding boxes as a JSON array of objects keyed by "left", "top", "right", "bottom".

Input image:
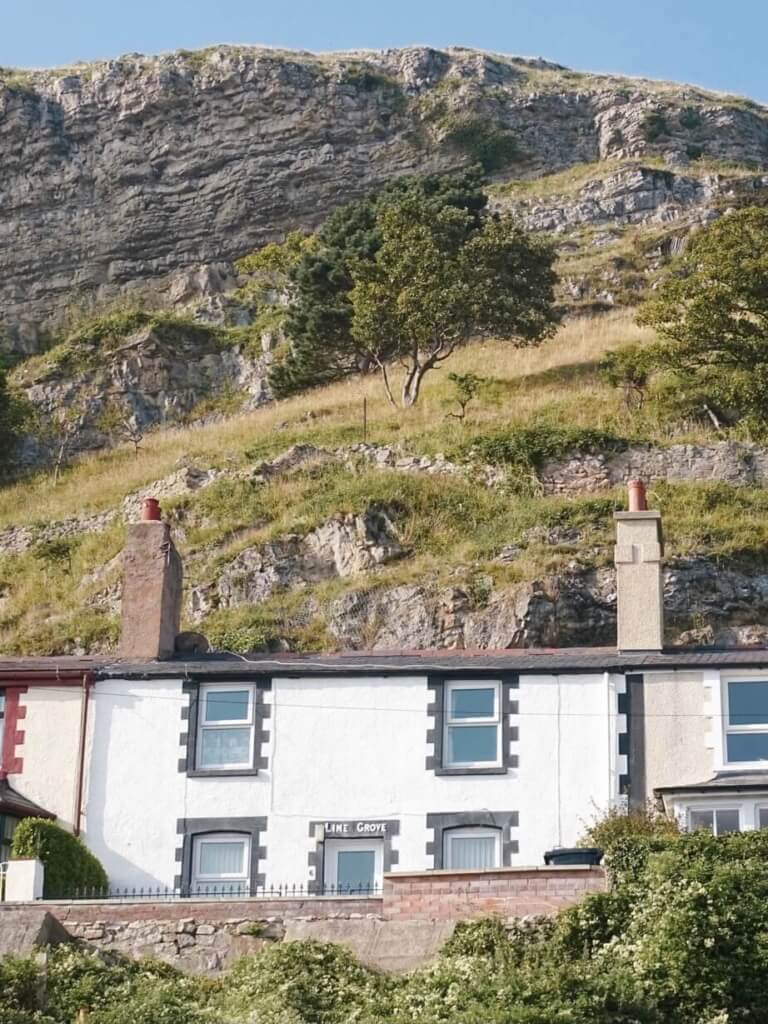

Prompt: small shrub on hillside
[
  {"left": 578, "top": 803, "right": 680, "bottom": 853},
  {"left": 441, "top": 115, "right": 522, "bottom": 172},
  {"left": 453, "top": 423, "right": 629, "bottom": 473},
  {"left": 11, "top": 818, "right": 108, "bottom": 898},
  {"left": 599, "top": 343, "right": 657, "bottom": 410},
  {"left": 642, "top": 110, "right": 669, "bottom": 142}
]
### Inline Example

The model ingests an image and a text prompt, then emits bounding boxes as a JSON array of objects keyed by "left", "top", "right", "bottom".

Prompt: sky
[{"left": 3, "top": 0, "right": 768, "bottom": 103}]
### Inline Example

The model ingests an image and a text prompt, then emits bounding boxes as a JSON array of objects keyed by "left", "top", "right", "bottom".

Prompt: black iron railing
[{"left": 44, "top": 881, "right": 382, "bottom": 902}]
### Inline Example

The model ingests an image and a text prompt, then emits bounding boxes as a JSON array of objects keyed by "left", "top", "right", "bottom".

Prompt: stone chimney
[
  {"left": 614, "top": 480, "right": 664, "bottom": 652},
  {"left": 120, "top": 498, "right": 183, "bottom": 660}
]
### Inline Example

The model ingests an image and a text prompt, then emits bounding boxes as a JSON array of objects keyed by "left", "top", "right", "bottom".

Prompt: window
[
  {"left": 197, "top": 685, "right": 254, "bottom": 770},
  {"left": 191, "top": 834, "right": 250, "bottom": 894},
  {"left": 0, "top": 691, "right": 4, "bottom": 766},
  {"left": 0, "top": 814, "right": 17, "bottom": 864},
  {"left": 444, "top": 827, "right": 501, "bottom": 870},
  {"left": 689, "top": 808, "right": 740, "bottom": 835},
  {"left": 759, "top": 808, "right": 768, "bottom": 830},
  {"left": 444, "top": 681, "right": 501, "bottom": 768},
  {"left": 724, "top": 680, "right": 768, "bottom": 764}
]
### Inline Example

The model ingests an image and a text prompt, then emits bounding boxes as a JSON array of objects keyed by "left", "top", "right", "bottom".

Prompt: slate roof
[
  {"left": 3, "top": 646, "right": 768, "bottom": 679},
  {"left": 0, "top": 777, "right": 55, "bottom": 819},
  {"left": 656, "top": 773, "right": 768, "bottom": 794}
]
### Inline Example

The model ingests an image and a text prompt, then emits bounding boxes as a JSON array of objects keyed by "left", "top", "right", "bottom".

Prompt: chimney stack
[
  {"left": 120, "top": 499, "right": 182, "bottom": 660},
  {"left": 614, "top": 480, "right": 664, "bottom": 652}
]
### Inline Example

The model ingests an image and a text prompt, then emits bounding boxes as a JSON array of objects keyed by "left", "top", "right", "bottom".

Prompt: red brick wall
[{"left": 382, "top": 866, "right": 606, "bottom": 920}]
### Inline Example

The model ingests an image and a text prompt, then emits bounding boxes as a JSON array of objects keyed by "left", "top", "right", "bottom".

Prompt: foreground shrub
[
  {"left": 11, "top": 818, "right": 108, "bottom": 897},
  {"left": 220, "top": 940, "right": 383, "bottom": 1023}
]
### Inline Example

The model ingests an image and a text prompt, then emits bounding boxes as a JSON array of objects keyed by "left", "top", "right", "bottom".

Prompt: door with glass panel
[
  {"left": 444, "top": 828, "right": 501, "bottom": 870},
  {"left": 324, "top": 839, "right": 383, "bottom": 894}
]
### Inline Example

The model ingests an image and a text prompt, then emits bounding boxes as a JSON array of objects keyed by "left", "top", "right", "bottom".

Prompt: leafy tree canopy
[
  {"left": 639, "top": 206, "right": 768, "bottom": 430},
  {"left": 349, "top": 192, "right": 559, "bottom": 406},
  {"left": 269, "top": 168, "right": 494, "bottom": 399}
]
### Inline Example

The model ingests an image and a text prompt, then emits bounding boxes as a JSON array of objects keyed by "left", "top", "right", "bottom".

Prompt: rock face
[
  {"left": 15, "top": 325, "right": 271, "bottom": 459},
  {"left": 539, "top": 441, "right": 768, "bottom": 495},
  {"left": 3, "top": 45, "right": 768, "bottom": 353},
  {"left": 188, "top": 504, "right": 407, "bottom": 620}
]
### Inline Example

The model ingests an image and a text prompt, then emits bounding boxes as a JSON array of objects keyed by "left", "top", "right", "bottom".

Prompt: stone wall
[
  {"left": 47, "top": 897, "right": 381, "bottom": 973},
  {"left": 382, "top": 866, "right": 607, "bottom": 921}
]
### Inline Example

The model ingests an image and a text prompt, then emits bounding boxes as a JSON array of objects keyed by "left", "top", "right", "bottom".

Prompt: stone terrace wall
[
  {"left": 46, "top": 897, "right": 381, "bottom": 973},
  {"left": 382, "top": 866, "right": 606, "bottom": 921}
]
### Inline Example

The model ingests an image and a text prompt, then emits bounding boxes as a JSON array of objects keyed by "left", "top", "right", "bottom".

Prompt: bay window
[
  {"left": 197, "top": 685, "right": 255, "bottom": 771},
  {"left": 689, "top": 808, "right": 740, "bottom": 835},
  {"left": 444, "top": 681, "right": 501, "bottom": 769}
]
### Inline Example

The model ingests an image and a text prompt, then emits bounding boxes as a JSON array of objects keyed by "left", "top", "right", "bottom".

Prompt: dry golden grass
[{"left": 0, "top": 312, "right": 650, "bottom": 531}]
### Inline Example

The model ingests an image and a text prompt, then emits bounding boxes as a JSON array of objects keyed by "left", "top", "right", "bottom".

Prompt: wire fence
[{"left": 43, "top": 881, "right": 382, "bottom": 902}]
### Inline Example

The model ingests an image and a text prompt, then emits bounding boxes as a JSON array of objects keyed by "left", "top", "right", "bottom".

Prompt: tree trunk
[{"left": 378, "top": 363, "right": 398, "bottom": 408}]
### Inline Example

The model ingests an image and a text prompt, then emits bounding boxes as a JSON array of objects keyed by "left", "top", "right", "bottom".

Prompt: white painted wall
[
  {"left": 81, "top": 671, "right": 623, "bottom": 889},
  {"left": 9, "top": 687, "right": 85, "bottom": 830}
]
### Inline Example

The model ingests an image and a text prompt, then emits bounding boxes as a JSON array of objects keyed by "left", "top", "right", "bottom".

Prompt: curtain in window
[
  {"left": 199, "top": 840, "right": 245, "bottom": 876},
  {"left": 448, "top": 834, "right": 498, "bottom": 870}
]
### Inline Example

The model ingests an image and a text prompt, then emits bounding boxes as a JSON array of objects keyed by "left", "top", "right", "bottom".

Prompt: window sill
[
  {"left": 187, "top": 768, "right": 260, "bottom": 778},
  {"left": 434, "top": 766, "right": 508, "bottom": 776}
]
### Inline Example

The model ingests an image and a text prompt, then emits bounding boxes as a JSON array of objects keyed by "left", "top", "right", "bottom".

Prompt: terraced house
[{"left": 2, "top": 482, "right": 768, "bottom": 896}]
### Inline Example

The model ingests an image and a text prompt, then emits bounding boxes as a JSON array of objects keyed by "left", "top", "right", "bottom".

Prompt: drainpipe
[{"left": 73, "top": 674, "right": 92, "bottom": 837}]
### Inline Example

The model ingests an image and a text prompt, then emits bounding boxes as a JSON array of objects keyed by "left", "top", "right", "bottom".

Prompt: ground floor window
[
  {"left": 323, "top": 838, "right": 383, "bottom": 893},
  {"left": 191, "top": 833, "right": 250, "bottom": 894},
  {"left": 0, "top": 814, "right": 17, "bottom": 863},
  {"left": 444, "top": 827, "right": 501, "bottom": 870},
  {"left": 688, "top": 808, "right": 740, "bottom": 835}
]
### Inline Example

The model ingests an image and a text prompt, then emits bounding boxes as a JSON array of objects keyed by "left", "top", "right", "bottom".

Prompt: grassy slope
[{"left": 4, "top": 313, "right": 768, "bottom": 654}]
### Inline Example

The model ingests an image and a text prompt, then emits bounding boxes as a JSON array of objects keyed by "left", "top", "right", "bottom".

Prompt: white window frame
[
  {"left": 687, "top": 806, "right": 741, "bottom": 836},
  {"left": 717, "top": 674, "right": 768, "bottom": 770},
  {"left": 444, "top": 827, "right": 502, "bottom": 871},
  {"left": 323, "top": 838, "right": 383, "bottom": 892},
  {"left": 197, "top": 683, "right": 255, "bottom": 771},
  {"left": 444, "top": 680, "right": 502, "bottom": 769},
  {"left": 192, "top": 833, "right": 250, "bottom": 894}
]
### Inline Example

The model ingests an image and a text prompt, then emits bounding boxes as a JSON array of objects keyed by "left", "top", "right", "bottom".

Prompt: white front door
[{"left": 324, "top": 838, "right": 383, "bottom": 893}]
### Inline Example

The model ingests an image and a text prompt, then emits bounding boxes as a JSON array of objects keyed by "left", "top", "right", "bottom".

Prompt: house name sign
[{"left": 323, "top": 820, "right": 388, "bottom": 837}]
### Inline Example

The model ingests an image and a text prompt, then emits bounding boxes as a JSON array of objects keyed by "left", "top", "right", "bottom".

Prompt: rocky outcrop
[
  {"left": 3, "top": 45, "right": 768, "bottom": 353},
  {"left": 539, "top": 441, "right": 768, "bottom": 495},
  {"left": 188, "top": 504, "right": 407, "bottom": 620},
  {"left": 15, "top": 325, "right": 271, "bottom": 460}
]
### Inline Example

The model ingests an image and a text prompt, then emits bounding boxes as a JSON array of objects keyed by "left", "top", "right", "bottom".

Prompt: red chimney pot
[
  {"left": 141, "top": 498, "right": 162, "bottom": 521},
  {"left": 627, "top": 479, "right": 647, "bottom": 512}
]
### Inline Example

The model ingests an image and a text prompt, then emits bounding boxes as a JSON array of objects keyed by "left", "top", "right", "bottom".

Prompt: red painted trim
[{"left": 1, "top": 686, "right": 28, "bottom": 775}]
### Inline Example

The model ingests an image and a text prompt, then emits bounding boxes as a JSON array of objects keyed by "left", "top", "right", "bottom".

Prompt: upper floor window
[
  {"left": 191, "top": 833, "right": 250, "bottom": 894},
  {"left": 197, "top": 685, "right": 255, "bottom": 771},
  {"left": 444, "top": 681, "right": 501, "bottom": 769},
  {"left": 444, "top": 827, "right": 501, "bottom": 870},
  {"left": 724, "top": 679, "right": 768, "bottom": 764}
]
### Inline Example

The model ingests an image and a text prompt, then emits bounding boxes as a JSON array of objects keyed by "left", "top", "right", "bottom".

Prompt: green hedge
[{"left": 11, "top": 818, "right": 108, "bottom": 898}]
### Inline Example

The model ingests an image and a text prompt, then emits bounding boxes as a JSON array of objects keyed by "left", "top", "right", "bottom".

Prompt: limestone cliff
[{"left": 3, "top": 44, "right": 768, "bottom": 354}]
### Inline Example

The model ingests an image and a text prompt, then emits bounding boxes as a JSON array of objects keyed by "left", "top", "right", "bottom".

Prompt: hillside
[{"left": 3, "top": 45, "right": 768, "bottom": 656}]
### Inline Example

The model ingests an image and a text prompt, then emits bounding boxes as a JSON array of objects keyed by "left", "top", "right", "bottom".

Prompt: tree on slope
[
  {"left": 349, "top": 193, "right": 559, "bottom": 407},
  {"left": 639, "top": 206, "right": 768, "bottom": 430},
  {"left": 0, "top": 369, "right": 28, "bottom": 482},
  {"left": 269, "top": 170, "right": 489, "bottom": 398}
]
